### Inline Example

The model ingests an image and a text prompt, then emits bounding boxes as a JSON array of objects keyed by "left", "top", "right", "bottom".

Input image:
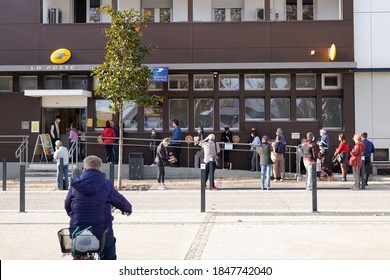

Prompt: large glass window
[
  {"left": 168, "top": 75, "right": 189, "bottom": 91},
  {"left": 194, "top": 99, "right": 214, "bottom": 129},
  {"left": 0, "top": 76, "right": 12, "bottom": 92},
  {"left": 194, "top": 75, "right": 214, "bottom": 91},
  {"left": 148, "top": 82, "right": 164, "bottom": 91},
  {"left": 245, "top": 74, "right": 265, "bottom": 91},
  {"left": 69, "top": 75, "right": 88, "bottom": 90},
  {"left": 245, "top": 98, "right": 265, "bottom": 121},
  {"left": 296, "top": 74, "right": 316, "bottom": 90},
  {"left": 95, "top": 100, "right": 113, "bottom": 128},
  {"left": 213, "top": 8, "right": 226, "bottom": 21},
  {"left": 144, "top": 105, "right": 163, "bottom": 130},
  {"left": 322, "top": 98, "right": 342, "bottom": 128},
  {"left": 19, "top": 76, "right": 38, "bottom": 91},
  {"left": 296, "top": 98, "right": 316, "bottom": 120},
  {"left": 219, "top": 98, "right": 239, "bottom": 129},
  {"left": 169, "top": 99, "right": 189, "bottom": 129},
  {"left": 270, "top": 74, "right": 290, "bottom": 90},
  {"left": 219, "top": 74, "right": 239, "bottom": 90},
  {"left": 271, "top": 98, "right": 290, "bottom": 120},
  {"left": 123, "top": 101, "right": 138, "bottom": 130},
  {"left": 44, "top": 76, "right": 62, "bottom": 89}
]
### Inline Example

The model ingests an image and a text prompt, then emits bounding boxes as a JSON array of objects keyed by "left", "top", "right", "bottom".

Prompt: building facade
[{"left": 0, "top": 0, "right": 356, "bottom": 169}]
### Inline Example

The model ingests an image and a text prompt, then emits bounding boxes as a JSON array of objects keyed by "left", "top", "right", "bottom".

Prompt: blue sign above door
[{"left": 152, "top": 67, "right": 169, "bottom": 82}]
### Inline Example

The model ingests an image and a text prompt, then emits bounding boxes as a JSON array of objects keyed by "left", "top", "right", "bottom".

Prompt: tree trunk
[{"left": 117, "top": 103, "right": 123, "bottom": 189}]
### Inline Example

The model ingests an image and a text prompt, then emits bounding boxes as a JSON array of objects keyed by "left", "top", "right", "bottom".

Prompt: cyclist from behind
[{"left": 65, "top": 155, "right": 132, "bottom": 260}]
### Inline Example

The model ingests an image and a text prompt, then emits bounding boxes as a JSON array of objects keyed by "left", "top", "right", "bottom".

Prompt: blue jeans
[
  {"left": 56, "top": 164, "right": 68, "bottom": 189},
  {"left": 261, "top": 164, "right": 272, "bottom": 189},
  {"left": 101, "top": 237, "right": 117, "bottom": 260},
  {"left": 205, "top": 161, "right": 216, "bottom": 189}
]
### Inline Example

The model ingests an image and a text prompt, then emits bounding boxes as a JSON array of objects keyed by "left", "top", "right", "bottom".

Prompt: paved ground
[{"left": 1, "top": 174, "right": 390, "bottom": 260}]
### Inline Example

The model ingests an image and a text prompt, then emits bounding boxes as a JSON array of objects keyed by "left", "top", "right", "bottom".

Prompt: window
[
  {"left": 286, "top": 0, "right": 297, "bottom": 21},
  {"left": 194, "top": 75, "right": 214, "bottom": 91},
  {"left": 322, "top": 74, "right": 342, "bottom": 90},
  {"left": 271, "top": 98, "right": 290, "bottom": 120},
  {"left": 219, "top": 98, "right": 239, "bottom": 129},
  {"left": 219, "top": 74, "right": 239, "bottom": 90},
  {"left": 144, "top": 105, "right": 163, "bottom": 130},
  {"left": 148, "top": 82, "right": 164, "bottom": 91},
  {"left": 296, "top": 74, "right": 316, "bottom": 90},
  {"left": 213, "top": 8, "right": 243, "bottom": 21},
  {"left": 95, "top": 100, "right": 113, "bottom": 128},
  {"left": 213, "top": 8, "right": 226, "bottom": 21},
  {"left": 123, "top": 101, "right": 138, "bottom": 130},
  {"left": 302, "top": 0, "right": 314, "bottom": 20},
  {"left": 194, "top": 99, "right": 214, "bottom": 129},
  {"left": 0, "top": 76, "right": 12, "bottom": 92},
  {"left": 19, "top": 76, "right": 37, "bottom": 91},
  {"left": 270, "top": 74, "right": 290, "bottom": 90},
  {"left": 322, "top": 98, "right": 342, "bottom": 128},
  {"left": 296, "top": 98, "right": 316, "bottom": 120},
  {"left": 168, "top": 75, "right": 189, "bottom": 90},
  {"left": 69, "top": 75, "right": 88, "bottom": 90},
  {"left": 245, "top": 98, "right": 265, "bottom": 121},
  {"left": 142, "top": 0, "right": 172, "bottom": 22},
  {"left": 144, "top": 8, "right": 155, "bottom": 22},
  {"left": 89, "top": 0, "right": 101, "bottom": 23},
  {"left": 44, "top": 76, "right": 62, "bottom": 89},
  {"left": 159, "top": 8, "right": 171, "bottom": 22},
  {"left": 169, "top": 99, "right": 189, "bottom": 129},
  {"left": 245, "top": 74, "right": 265, "bottom": 90},
  {"left": 230, "top": 8, "right": 242, "bottom": 21}
]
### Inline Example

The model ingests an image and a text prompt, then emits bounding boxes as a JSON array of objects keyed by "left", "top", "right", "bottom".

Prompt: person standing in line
[
  {"left": 221, "top": 124, "right": 233, "bottom": 169},
  {"left": 276, "top": 128, "right": 285, "bottom": 142},
  {"left": 249, "top": 129, "right": 261, "bottom": 171},
  {"left": 200, "top": 134, "right": 220, "bottom": 190},
  {"left": 334, "top": 133, "right": 350, "bottom": 182},
  {"left": 68, "top": 123, "right": 82, "bottom": 162},
  {"left": 50, "top": 115, "right": 61, "bottom": 153},
  {"left": 170, "top": 119, "right": 182, "bottom": 167},
  {"left": 361, "top": 132, "right": 375, "bottom": 185},
  {"left": 302, "top": 132, "right": 318, "bottom": 191},
  {"left": 101, "top": 120, "right": 116, "bottom": 163},
  {"left": 155, "top": 138, "right": 170, "bottom": 190},
  {"left": 258, "top": 135, "right": 273, "bottom": 190},
  {"left": 65, "top": 155, "right": 132, "bottom": 260},
  {"left": 317, "top": 128, "right": 330, "bottom": 168},
  {"left": 53, "top": 140, "right": 69, "bottom": 190},
  {"left": 194, "top": 127, "right": 206, "bottom": 168},
  {"left": 110, "top": 120, "right": 120, "bottom": 164},
  {"left": 349, "top": 134, "right": 366, "bottom": 190},
  {"left": 271, "top": 135, "right": 286, "bottom": 182}
]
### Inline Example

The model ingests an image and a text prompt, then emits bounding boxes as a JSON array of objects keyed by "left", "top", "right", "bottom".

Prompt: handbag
[
  {"left": 332, "top": 153, "right": 341, "bottom": 166},
  {"left": 71, "top": 226, "right": 100, "bottom": 255}
]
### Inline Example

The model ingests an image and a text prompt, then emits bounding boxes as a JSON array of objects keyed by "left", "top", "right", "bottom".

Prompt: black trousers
[{"left": 157, "top": 162, "right": 165, "bottom": 183}]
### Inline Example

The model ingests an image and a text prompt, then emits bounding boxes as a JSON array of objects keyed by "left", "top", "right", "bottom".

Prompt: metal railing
[
  {"left": 80, "top": 136, "right": 301, "bottom": 178},
  {"left": 0, "top": 135, "right": 29, "bottom": 164}
]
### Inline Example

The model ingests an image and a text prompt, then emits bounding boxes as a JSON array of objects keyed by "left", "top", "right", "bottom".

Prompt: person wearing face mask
[
  {"left": 194, "top": 127, "right": 206, "bottom": 168},
  {"left": 221, "top": 124, "right": 233, "bottom": 169},
  {"left": 249, "top": 128, "right": 261, "bottom": 171},
  {"left": 149, "top": 128, "right": 158, "bottom": 165},
  {"left": 50, "top": 115, "right": 61, "bottom": 153},
  {"left": 317, "top": 128, "right": 330, "bottom": 168},
  {"left": 155, "top": 138, "right": 171, "bottom": 190}
]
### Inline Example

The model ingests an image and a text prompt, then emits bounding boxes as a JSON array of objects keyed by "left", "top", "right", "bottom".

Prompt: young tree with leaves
[{"left": 93, "top": 5, "right": 163, "bottom": 188}]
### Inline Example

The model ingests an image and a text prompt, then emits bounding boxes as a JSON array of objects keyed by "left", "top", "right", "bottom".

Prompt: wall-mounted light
[
  {"left": 213, "top": 71, "right": 218, "bottom": 78},
  {"left": 328, "top": 44, "right": 336, "bottom": 61},
  {"left": 310, "top": 50, "right": 316, "bottom": 56}
]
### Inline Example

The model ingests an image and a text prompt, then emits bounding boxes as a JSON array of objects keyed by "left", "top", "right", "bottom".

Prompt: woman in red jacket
[
  {"left": 349, "top": 134, "right": 366, "bottom": 190},
  {"left": 101, "top": 120, "right": 116, "bottom": 163},
  {"left": 335, "top": 133, "right": 350, "bottom": 182}
]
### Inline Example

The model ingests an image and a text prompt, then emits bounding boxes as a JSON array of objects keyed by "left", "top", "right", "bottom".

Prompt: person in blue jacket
[
  {"left": 65, "top": 155, "right": 132, "bottom": 260},
  {"left": 170, "top": 119, "right": 182, "bottom": 166}
]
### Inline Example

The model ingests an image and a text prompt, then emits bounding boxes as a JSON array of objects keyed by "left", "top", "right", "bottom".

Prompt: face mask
[
  {"left": 224, "top": 127, "right": 229, "bottom": 131},
  {"left": 251, "top": 133, "right": 254, "bottom": 137},
  {"left": 56, "top": 119, "right": 60, "bottom": 123},
  {"left": 151, "top": 132, "right": 156, "bottom": 135},
  {"left": 197, "top": 130, "right": 201, "bottom": 134}
]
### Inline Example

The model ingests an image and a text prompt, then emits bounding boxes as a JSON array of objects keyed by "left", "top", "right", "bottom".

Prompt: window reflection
[
  {"left": 322, "top": 98, "right": 342, "bottom": 128},
  {"left": 123, "top": 101, "right": 138, "bottom": 129},
  {"left": 169, "top": 99, "right": 189, "bottom": 129},
  {"left": 245, "top": 98, "right": 265, "bottom": 120},
  {"left": 296, "top": 98, "right": 316, "bottom": 119},
  {"left": 271, "top": 98, "right": 290, "bottom": 119},
  {"left": 194, "top": 99, "right": 214, "bottom": 129},
  {"left": 219, "top": 98, "right": 239, "bottom": 129},
  {"left": 95, "top": 100, "right": 113, "bottom": 128},
  {"left": 144, "top": 105, "right": 163, "bottom": 130}
]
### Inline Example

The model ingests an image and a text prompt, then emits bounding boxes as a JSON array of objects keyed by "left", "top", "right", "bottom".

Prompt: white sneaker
[
  {"left": 280, "top": 178, "right": 284, "bottom": 182},
  {"left": 273, "top": 179, "right": 278, "bottom": 182},
  {"left": 158, "top": 185, "right": 167, "bottom": 190}
]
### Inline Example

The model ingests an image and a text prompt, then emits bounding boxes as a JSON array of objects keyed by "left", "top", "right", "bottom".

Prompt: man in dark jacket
[{"left": 65, "top": 155, "right": 132, "bottom": 260}]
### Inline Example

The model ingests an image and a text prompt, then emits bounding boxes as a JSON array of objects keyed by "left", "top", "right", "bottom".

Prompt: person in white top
[
  {"left": 53, "top": 140, "right": 69, "bottom": 190},
  {"left": 200, "top": 134, "right": 221, "bottom": 190}
]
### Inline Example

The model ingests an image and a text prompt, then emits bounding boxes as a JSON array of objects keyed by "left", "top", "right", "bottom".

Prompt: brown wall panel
[
  {"left": 0, "top": 0, "right": 40, "bottom": 24},
  {"left": 0, "top": 25, "right": 41, "bottom": 50}
]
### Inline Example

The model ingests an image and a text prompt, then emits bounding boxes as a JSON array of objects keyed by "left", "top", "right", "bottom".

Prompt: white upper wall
[
  {"left": 354, "top": 0, "right": 390, "bottom": 68},
  {"left": 173, "top": 0, "right": 188, "bottom": 22},
  {"left": 118, "top": 0, "right": 141, "bottom": 10}
]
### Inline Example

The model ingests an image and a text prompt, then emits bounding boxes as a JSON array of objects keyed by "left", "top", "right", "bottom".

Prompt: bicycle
[{"left": 58, "top": 227, "right": 109, "bottom": 260}]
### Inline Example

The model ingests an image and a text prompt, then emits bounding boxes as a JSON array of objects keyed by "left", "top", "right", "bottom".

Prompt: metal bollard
[
  {"left": 311, "top": 162, "right": 318, "bottom": 212},
  {"left": 200, "top": 163, "right": 206, "bottom": 213},
  {"left": 59, "top": 158, "right": 64, "bottom": 190},
  {"left": 2, "top": 158, "right": 6, "bottom": 191},
  {"left": 109, "top": 162, "right": 115, "bottom": 183},
  {"left": 361, "top": 156, "right": 366, "bottom": 190},
  {"left": 20, "top": 164, "right": 25, "bottom": 213}
]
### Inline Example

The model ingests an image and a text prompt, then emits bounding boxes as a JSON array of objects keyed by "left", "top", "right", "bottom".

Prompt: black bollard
[
  {"left": 20, "top": 164, "right": 25, "bottom": 213},
  {"left": 311, "top": 162, "right": 318, "bottom": 212},
  {"left": 59, "top": 158, "right": 64, "bottom": 190},
  {"left": 361, "top": 156, "right": 366, "bottom": 190},
  {"left": 2, "top": 158, "right": 6, "bottom": 191},
  {"left": 200, "top": 163, "right": 206, "bottom": 213},
  {"left": 109, "top": 162, "right": 115, "bottom": 183}
]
